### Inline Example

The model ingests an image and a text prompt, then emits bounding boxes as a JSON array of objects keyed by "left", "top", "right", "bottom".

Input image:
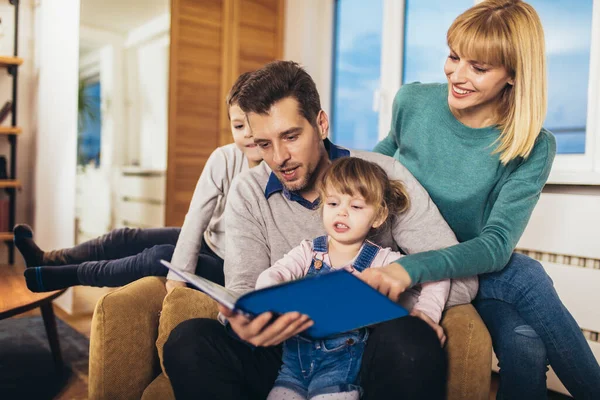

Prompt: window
[
  {"left": 331, "top": 0, "right": 383, "bottom": 151},
  {"left": 77, "top": 80, "right": 102, "bottom": 167},
  {"left": 403, "top": 1, "right": 474, "bottom": 85},
  {"left": 330, "top": 0, "right": 600, "bottom": 183},
  {"left": 530, "top": 0, "right": 593, "bottom": 155}
]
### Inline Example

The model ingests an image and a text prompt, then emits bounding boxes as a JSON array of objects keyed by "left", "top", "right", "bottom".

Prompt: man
[{"left": 163, "top": 61, "right": 478, "bottom": 400}]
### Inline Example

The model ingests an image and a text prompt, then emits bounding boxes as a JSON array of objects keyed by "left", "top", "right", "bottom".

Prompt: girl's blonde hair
[
  {"left": 447, "top": 0, "right": 547, "bottom": 164},
  {"left": 317, "top": 157, "right": 409, "bottom": 225}
]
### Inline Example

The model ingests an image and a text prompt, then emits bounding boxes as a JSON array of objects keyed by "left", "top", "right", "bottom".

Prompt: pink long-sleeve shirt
[{"left": 256, "top": 238, "right": 450, "bottom": 324}]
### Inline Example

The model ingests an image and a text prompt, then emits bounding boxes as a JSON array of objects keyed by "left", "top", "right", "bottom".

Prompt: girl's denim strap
[{"left": 352, "top": 240, "right": 380, "bottom": 272}]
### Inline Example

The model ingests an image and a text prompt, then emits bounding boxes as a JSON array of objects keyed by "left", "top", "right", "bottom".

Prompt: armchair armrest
[
  {"left": 443, "top": 304, "right": 492, "bottom": 400},
  {"left": 89, "top": 276, "right": 167, "bottom": 400}
]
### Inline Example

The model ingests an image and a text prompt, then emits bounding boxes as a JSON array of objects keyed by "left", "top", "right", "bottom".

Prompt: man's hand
[
  {"left": 411, "top": 309, "right": 446, "bottom": 347},
  {"left": 218, "top": 305, "right": 313, "bottom": 347},
  {"left": 166, "top": 279, "right": 187, "bottom": 293},
  {"left": 359, "top": 263, "right": 412, "bottom": 301}
]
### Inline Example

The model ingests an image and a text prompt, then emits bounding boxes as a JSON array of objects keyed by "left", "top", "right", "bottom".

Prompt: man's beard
[{"left": 279, "top": 166, "right": 314, "bottom": 193}]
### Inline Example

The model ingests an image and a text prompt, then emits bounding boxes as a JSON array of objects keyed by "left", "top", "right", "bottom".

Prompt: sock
[
  {"left": 23, "top": 265, "right": 80, "bottom": 292},
  {"left": 267, "top": 386, "right": 307, "bottom": 400},
  {"left": 310, "top": 391, "right": 360, "bottom": 400},
  {"left": 13, "top": 224, "right": 45, "bottom": 267}
]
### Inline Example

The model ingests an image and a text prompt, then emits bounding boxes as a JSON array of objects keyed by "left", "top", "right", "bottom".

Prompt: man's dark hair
[{"left": 236, "top": 61, "right": 321, "bottom": 127}]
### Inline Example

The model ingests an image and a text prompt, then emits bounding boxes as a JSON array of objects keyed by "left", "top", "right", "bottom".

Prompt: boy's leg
[
  {"left": 24, "top": 244, "right": 174, "bottom": 292},
  {"left": 477, "top": 253, "right": 600, "bottom": 399},
  {"left": 360, "top": 316, "right": 447, "bottom": 400},
  {"left": 14, "top": 225, "right": 180, "bottom": 266},
  {"left": 163, "top": 318, "right": 283, "bottom": 400},
  {"left": 193, "top": 238, "right": 225, "bottom": 286}
]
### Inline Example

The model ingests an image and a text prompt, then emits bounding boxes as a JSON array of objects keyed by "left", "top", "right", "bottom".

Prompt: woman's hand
[
  {"left": 359, "top": 263, "right": 412, "bottom": 301},
  {"left": 411, "top": 309, "right": 446, "bottom": 347},
  {"left": 165, "top": 279, "right": 187, "bottom": 293},
  {"left": 218, "top": 305, "right": 313, "bottom": 347}
]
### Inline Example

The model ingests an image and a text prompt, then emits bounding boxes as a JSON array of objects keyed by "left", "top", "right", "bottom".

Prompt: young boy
[{"left": 15, "top": 71, "right": 262, "bottom": 293}]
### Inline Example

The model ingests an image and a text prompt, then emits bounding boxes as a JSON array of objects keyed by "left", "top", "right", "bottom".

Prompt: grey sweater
[
  {"left": 167, "top": 144, "right": 248, "bottom": 282},
  {"left": 224, "top": 149, "right": 478, "bottom": 308}
]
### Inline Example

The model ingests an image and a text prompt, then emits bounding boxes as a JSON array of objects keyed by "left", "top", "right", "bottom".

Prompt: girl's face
[
  {"left": 322, "top": 187, "right": 384, "bottom": 246},
  {"left": 444, "top": 49, "right": 514, "bottom": 125},
  {"left": 230, "top": 104, "right": 262, "bottom": 164}
]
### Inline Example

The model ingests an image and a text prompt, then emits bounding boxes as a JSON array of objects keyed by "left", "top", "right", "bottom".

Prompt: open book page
[{"left": 160, "top": 260, "right": 240, "bottom": 310}]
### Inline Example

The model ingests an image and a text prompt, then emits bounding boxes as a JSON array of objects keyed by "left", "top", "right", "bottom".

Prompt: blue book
[{"left": 160, "top": 259, "right": 408, "bottom": 339}]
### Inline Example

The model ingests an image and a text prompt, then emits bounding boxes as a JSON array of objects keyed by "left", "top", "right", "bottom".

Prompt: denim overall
[{"left": 272, "top": 236, "right": 381, "bottom": 399}]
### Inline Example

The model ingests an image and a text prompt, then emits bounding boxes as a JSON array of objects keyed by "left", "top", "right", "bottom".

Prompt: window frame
[
  {"left": 546, "top": 0, "right": 600, "bottom": 185},
  {"left": 374, "top": 0, "right": 600, "bottom": 185}
]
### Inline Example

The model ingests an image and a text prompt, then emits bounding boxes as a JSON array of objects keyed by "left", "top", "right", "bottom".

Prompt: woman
[{"left": 372, "top": 0, "right": 600, "bottom": 398}]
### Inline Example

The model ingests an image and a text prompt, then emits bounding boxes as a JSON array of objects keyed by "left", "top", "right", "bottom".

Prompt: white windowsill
[{"left": 547, "top": 170, "right": 600, "bottom": 186}]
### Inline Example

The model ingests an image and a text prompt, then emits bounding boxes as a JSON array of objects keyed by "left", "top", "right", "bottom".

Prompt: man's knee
[
  {"left": 369, "top": 316, "right": 445, "bottom": 365},
  {"left": 163, "top": 318, "right": 220, "bottom": 372}
]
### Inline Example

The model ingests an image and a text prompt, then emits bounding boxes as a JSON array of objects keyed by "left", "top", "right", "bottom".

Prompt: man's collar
[{"left": 264, "top": 139, "right": 350, "bottom": 201}]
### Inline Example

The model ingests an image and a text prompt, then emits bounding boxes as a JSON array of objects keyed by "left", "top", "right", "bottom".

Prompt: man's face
[{"left": 250, "top": 97, "right": 328, "bottom": 194}]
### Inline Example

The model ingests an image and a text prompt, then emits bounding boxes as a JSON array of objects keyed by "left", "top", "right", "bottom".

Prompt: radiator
[{"left": 490, "top": 192, "right": 600, "bottom": 397}]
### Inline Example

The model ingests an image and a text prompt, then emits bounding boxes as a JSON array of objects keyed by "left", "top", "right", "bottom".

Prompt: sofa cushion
[
  {"left": 141, "top": 373, "right": 175, "bottom": 400},
  {"left": 156, "top": 287, "right": 219, "bottom": 375}
]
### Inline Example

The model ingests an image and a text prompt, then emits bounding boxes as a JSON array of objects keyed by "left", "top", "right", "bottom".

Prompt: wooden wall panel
[
  {"left": 167, "top": 0, "right": 285, "bottom": 226},
  {"left": 167, "top": 0, "right": 225, "bottom": 226},
  {"left": 218, "top": 0, "right": 285, "bottom": 147}
]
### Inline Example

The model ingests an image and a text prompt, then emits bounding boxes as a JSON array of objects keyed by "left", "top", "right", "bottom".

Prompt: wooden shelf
[
  {"left": 0, "top": 179, "right": 21, "bottom": 188},
  {"left": 0, "top": 56, "right": 23, "bottom": 67},
  {"left": 0, "top": 126, "right": 21, "bottom": 135},
  {"left": 0, "top": 232, "right": 12, "bottom": 241}
]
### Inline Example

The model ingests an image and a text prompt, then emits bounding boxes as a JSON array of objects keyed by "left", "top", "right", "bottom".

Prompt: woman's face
[{"left": 444, "top": 48, "right": 514, "bottom": 124}]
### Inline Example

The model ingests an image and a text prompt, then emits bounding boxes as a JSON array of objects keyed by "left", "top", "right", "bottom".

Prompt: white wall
[
  {"left": 283, "top": 0, "right": 334, "bottom": 115},
  {"left": 34, "top": 0, "right": 79, "bottom": 250},
  {"left": 124, "top": 13, "right": 169, "bottom": 169}
]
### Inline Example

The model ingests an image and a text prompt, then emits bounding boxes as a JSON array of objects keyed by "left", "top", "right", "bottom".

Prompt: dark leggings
[
  {"left": 163, "top": 316, "right": 447, "bottom": 400},
  {"left": 53, "top": 227, "right": 224, "bottom": 287}
]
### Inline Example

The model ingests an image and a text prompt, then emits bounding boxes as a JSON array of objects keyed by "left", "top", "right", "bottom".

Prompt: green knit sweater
[{"left": 374, "top": 82, "right": 556, "bottom": 284}]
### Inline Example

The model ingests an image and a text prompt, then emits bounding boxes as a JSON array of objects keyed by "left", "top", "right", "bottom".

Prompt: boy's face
[
  {"left": 322, "top": 187, "right": 384, "bottom": 246},
  {"left": 249, "top": 97, "right": 329, "bottom": 195},
  {"left": 230, "top": 104, "right": 262, "bottom": 164}
]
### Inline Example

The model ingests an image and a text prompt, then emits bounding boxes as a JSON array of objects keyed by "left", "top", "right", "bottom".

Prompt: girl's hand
[
  {"left": 411, "top": 309, "right": 446, "bottom": 347},
  {"left": 218, "top": 305, "right": 313, "bottom": 347},
  {"left": 359, "top": 263, "right": 412, "bottom": 301}
]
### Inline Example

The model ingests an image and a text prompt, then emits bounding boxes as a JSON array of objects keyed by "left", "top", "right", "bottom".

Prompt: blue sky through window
[
  {"left": 530, "top": 0, "right": 592, "bottom": 154},
  {"left": 333, "top": 0, "right": 593, "bottom": 154},
  {"left": 331, "top": 0, "right": 383, "bottom": 151},
  {"left": 78, "top": 81, "right": 102, "bottom": 166}
]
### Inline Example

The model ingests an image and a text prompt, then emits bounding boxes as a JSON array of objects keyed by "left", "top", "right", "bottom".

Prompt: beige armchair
[{"left": 89, "top": 277, "right": 492, "bottom": 399}]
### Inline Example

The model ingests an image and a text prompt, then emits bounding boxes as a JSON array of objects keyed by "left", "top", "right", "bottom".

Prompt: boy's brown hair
[
  {"left": 226, "top": 71, "right": 254, "bottom": 118},
  {"left": 317, "top": 157, "right": 410, "bottom": 224}
]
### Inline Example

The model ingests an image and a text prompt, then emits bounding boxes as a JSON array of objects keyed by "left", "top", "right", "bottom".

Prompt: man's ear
[
  {"left": 316, "top": 110, "right": 329, "bottom": 140},
  {"left": 372, "top": 208, "right": 388, "bottom": 229}
]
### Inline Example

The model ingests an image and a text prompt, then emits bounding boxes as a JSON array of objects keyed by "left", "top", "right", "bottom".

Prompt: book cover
[{"left": 161, "top": 259, "right": 408, "bottom": 339}]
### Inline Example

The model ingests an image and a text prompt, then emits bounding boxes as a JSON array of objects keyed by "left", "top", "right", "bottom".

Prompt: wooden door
[
  {"left": 166, "top": 0, "right": 284, "bottom": 226},
  {"left": 218, "top": 0, "right": 285, "bottom": 146}
]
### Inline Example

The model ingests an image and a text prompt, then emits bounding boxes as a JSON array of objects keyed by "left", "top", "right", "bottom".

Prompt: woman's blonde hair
[
  {"left": 447, "top": 0, "right": 547, "bottom": 164},
  {"left": 317, "top": 157, "right": 409, "bottom": 226}
]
